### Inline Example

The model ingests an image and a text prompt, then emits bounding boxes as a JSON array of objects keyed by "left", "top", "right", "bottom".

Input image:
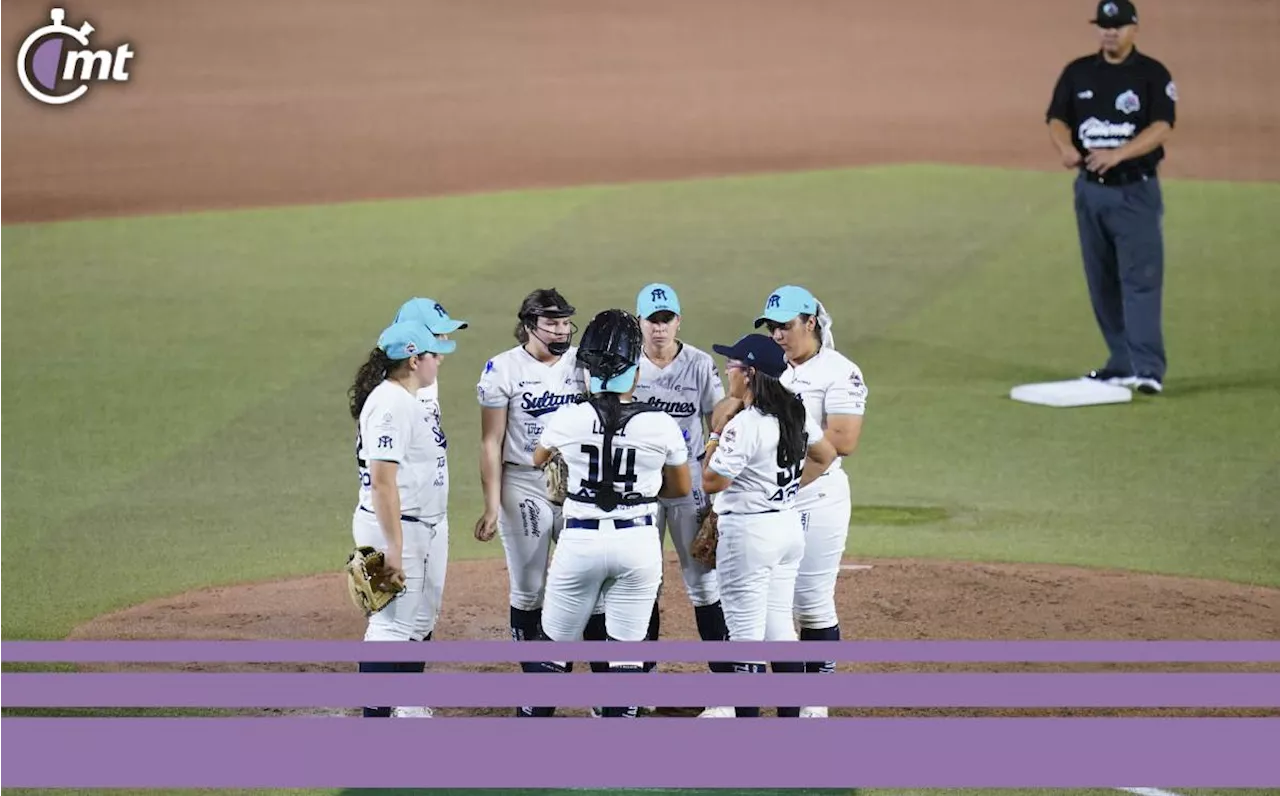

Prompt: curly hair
[{"left": 348, "top": 347, "right": 398, "bottom": 420}]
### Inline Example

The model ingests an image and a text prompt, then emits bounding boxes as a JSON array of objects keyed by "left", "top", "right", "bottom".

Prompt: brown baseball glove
[
  {"left": 690, "top": 510, "right": 719, "bottom": 569},
  {"left": 344, "top": 546, "right": 405, "bottom": 616},
  {"left": 544, "top": 448, "right": 569, "bottom": 506}
]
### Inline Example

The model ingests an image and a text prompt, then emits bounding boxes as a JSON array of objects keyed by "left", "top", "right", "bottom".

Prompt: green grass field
[{"left": 3, "top": 165, "right": 1278, "bottom": 795}]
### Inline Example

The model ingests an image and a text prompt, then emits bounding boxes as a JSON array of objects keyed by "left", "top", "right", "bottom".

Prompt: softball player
[
  {"left": 391, "top": 297, "right": 469, "bottom": 651},
  {"left": 348, "top": 320, "right": 456, "bottom": 718},
  {"left": 627, "top": 283, "right": 733, "bottom": 714},
  {"left": 703, "top": 333, "right": 836, "bottom": 719},
  {"left": 474, "top": 288, "right": 587, "bottom": 658},
  {"left": 753, "top": 285, "right": 867, "bottom": 718},
  {"left": 525, "top": 309, "right": 692, "bottom": 719}
]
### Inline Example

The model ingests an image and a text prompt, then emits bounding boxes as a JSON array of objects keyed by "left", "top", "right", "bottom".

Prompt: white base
[{"left": 1009, "top": 378, "right": 1133, "bottom": 408}]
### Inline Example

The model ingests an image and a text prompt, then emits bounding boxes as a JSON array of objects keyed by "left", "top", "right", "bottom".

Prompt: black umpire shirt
[{"left": 1046, "top": 47, "right": 1177, "bottom": 180}]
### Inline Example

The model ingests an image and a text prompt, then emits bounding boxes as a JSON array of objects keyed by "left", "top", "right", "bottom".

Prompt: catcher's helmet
[
  {"left": 577, "top": 309, "right": 642, "bottom": 394},
  {"left": 516, "top": 287, "right": 577, "bottom": 354}
]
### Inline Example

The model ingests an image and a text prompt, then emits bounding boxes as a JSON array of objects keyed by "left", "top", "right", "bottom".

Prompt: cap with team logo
[
  {"left": 377, "top": 320, "right": 456, "bottom": 360},
  {"left": 753, "top": 285, "right": 818, "bottom": 327},
  {"left": 712, "top": 333, "right": 788, "bottom": 379},
  {"left": 1091, "top": 0, "right": 1138, "bottom": 28},
  {"left": 394, "top": 297, "right": 469, "bottom": 334},
  {"left": 636, "top": 283, "right": 681, "bottom": 318}
]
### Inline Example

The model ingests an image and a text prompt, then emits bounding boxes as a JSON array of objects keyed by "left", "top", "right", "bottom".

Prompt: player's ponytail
[
  {"left": 348, "top": 347, "right": 397, "bottom": 420},
  {"left": 747, "top": 369, "right": 807, "bottom": 470}
]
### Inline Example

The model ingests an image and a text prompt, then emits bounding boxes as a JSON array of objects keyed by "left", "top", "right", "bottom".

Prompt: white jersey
[
  {"left": 476, "top": 345, "right": 588, "bottom": 467},
  {"left": 356, "top": 380, "right": 449, "bottom": 519},
  {"left": 634, "top": 342, "right": 724, "bottom": 464},
  {"left": 539, "top": 401, "right": 688, "bottom": 523},
  {"left": 415, "top": 380, "right": 439, "bottom": 410},
  {"left": 707, "top": 406, "right": 823, "bottom": 516},
  {"left": 779, "top": 347, "right": 867, "bottom": 500}
]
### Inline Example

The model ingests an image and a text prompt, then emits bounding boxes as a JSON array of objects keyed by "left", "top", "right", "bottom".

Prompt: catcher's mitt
[
  {"left": 544, "top": 449, "right": 569, "bottom": 506},
  {"left": 690, "top": 510, "right": 719, "bottom": 569},
  {"left": 344, "top": 546, "right": 405, "bottom": 617}
]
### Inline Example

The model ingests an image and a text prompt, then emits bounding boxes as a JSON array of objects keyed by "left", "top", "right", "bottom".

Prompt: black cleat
[{"left": 1086, "top": 368, "right": 1134, "bottom": 387}]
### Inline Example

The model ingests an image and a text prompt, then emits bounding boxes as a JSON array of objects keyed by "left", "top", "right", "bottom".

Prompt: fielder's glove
[
  {"left": 691, "top": 510, "right": 719, "bottom": 569},
  {"left": 344, "top": 546, "right": 405, "bottom": 617},
  {"left": 544, "top": 448, "right": 569, "bottom": 506}
]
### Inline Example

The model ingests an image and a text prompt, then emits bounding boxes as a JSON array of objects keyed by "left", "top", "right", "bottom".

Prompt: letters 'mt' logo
[{"left": 16, "top": 8, "right": 135, "bottom": 106}]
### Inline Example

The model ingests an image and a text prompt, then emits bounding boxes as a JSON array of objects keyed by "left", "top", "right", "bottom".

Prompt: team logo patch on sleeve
[{"left": 1166, "top": 81, "right": 1178, "bottom": 101}]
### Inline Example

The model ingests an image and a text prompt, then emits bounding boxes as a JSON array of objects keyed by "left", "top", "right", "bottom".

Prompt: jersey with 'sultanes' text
[
  {"left": 357, "top": 380, "right": 449, "bottom": 519},
  {"left": 476, "top": 345, "right": 588, "bottom": 467},
  {"left": 708, "top": 406, "right": 824, "bottom": 516},
  {"left": 634, "top": 342, "right": 724, "bottom": 464},
  {"left": 1046, "top": 47, "right": 1177, "bottom": 177},
  {"left": 539, "top": 402, "right": 688, "bottom": 523}
]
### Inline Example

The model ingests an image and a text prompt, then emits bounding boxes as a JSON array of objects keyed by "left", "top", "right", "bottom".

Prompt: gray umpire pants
[{"left": 1072, "top": 171, "right": 1167, "bottom": 380}]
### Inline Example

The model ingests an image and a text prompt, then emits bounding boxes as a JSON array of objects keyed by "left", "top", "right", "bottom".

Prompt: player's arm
[
  {"left": 702, "top": 417, "right": 750, "bottom": 495},
  {"left": 824, "top": 415, "right": 862, "bottom": 457},
  {"left": 368, "top": 460, "right": 405, "bottom": 574},
  {"left": 1045, "top": 66, "right": 1082, "bottom": 169},
  {"left": 823, "top": 368, "right": 867, "bottom": 456},
  {"left": 532, "top": 412, "right": 567, "bottom": 469},
  {"left": 475, "top": 406, "right": 507, "bottom": 540},
  {"left": 658, "top": 416, "right": 692, "bottom": 498}
]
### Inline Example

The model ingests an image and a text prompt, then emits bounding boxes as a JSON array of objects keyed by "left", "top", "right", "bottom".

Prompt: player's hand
[
  {"left": 1085, "top": 148, "right": 1124, "bottom": 174},
  {"left": 474, "top": 510, "right": 499, "bottom": 542},
  {"left": 1060, "top": 147, "right": 1083, "bottom": 169},
  {"left": 710, "top": 398, "right": 744, "bottom": 434},
  {"left": 382, "top": 550, "right": 406, "bottom": 588}
]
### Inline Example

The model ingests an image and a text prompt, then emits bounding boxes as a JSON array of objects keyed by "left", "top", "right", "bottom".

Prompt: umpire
[{"left": 1046, "top": 0, "right": 1177, "bottom": 395}]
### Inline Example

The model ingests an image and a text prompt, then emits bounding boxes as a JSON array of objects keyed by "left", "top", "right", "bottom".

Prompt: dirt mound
[{"left": 68, "top": 555, "right": 1280, "bottom": 717}]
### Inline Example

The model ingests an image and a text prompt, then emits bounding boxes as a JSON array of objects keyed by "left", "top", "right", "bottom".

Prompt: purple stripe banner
[
  {"left": 4, "top": 717, "right": 1278, "bottom": 788},
  {"left": 4, "top": 639, "right": 1280, "bottom": 663},
  {"left": 5, "top": 672, "right": 1278, "bottom": 708}
]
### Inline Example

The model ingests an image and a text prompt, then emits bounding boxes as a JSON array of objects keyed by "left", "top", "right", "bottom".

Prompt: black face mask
[{"left": 528, "top": 320, "right": 573, "bottom": 356}]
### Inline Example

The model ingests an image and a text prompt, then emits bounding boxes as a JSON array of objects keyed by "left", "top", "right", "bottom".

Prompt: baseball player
[
  {"left": 473, "top": 288, "right": 588, "bottom": 662},
  {"left": 348, "top": 319, "right": 456, "bottom": 719},
  {"left": 378, "top": 297, "right": 469, "bottom": 717},
  {"left": 703, "top": 333, "right": 836, "bottom": 719},
  {"left": 391, "top": 297, "right": 469, "bottom": 642},
  {"left": 749, "top": 285, "right": 867, "bottom": 718},
  {"left": 626, "top": 283, "right": 734, "bottom": 716},
  {"left": 525, "top": 309, "right": 692, "bottom": 719}
]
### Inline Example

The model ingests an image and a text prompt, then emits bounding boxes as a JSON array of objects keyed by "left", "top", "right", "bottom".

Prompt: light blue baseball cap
[
  {"left": 393, "top": 297, "right": 469, "bottom": 334},
  {"left": 591, "top": 364, "right": 639, "bottom": 395},
  {"left": 377, "top": 320, "right": 456, "bottom": 359},
  {"left": 636, "top": 283, "right": 681, "bottom": 319},
  {"left": 754, "top": 285, "right": 818, "bottom": 327}
]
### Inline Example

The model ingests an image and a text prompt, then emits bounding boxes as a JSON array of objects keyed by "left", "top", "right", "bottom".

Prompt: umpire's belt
[
  {"left": 565, "top": 515, "right": 655, "bottom": 530},
  {"left": 1080, "top": 167, "right": 1156, "bottom": 187},
  {"left": 359, "top": 505, "right": 427, "bottom": 524}
]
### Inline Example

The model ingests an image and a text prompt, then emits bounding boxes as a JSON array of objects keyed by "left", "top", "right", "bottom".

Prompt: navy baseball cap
[
  {"left": 1092, "top": 0, "right": 1138, "bottom": 27},
  {"left": 394, "top": 297, "right": 469, "bottom": 334},
  {"left": 712, "top": 334, "right": 788, "bottom": 379},
  {"left": 636, "top": 283, "right": 681, "bottom": 318},
  {"left": 377, "top": 320, "right": 456, "bottom": 359}
]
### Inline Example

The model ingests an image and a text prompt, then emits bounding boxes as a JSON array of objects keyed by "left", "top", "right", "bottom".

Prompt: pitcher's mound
[{"left": 68, "top": 556, "right": 1279, "bottom": 717}]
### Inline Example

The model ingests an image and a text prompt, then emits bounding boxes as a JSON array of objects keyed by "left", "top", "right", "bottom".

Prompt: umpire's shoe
[
  {"left": 1086, "top": 368, "right": 1134, "bottom": 387},
  {"left": 1132, "top": 375, "right": 1163, "bottom": 395}
]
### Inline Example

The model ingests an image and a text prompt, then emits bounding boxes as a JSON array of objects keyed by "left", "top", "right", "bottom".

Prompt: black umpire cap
[{"left": 1092, "top": 0, "right": 1138, "bottom": 27}]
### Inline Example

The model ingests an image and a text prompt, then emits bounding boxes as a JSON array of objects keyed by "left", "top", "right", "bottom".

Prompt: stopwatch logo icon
[{"left": 16, "top": 8, "right": 135, "bottom": 106}]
